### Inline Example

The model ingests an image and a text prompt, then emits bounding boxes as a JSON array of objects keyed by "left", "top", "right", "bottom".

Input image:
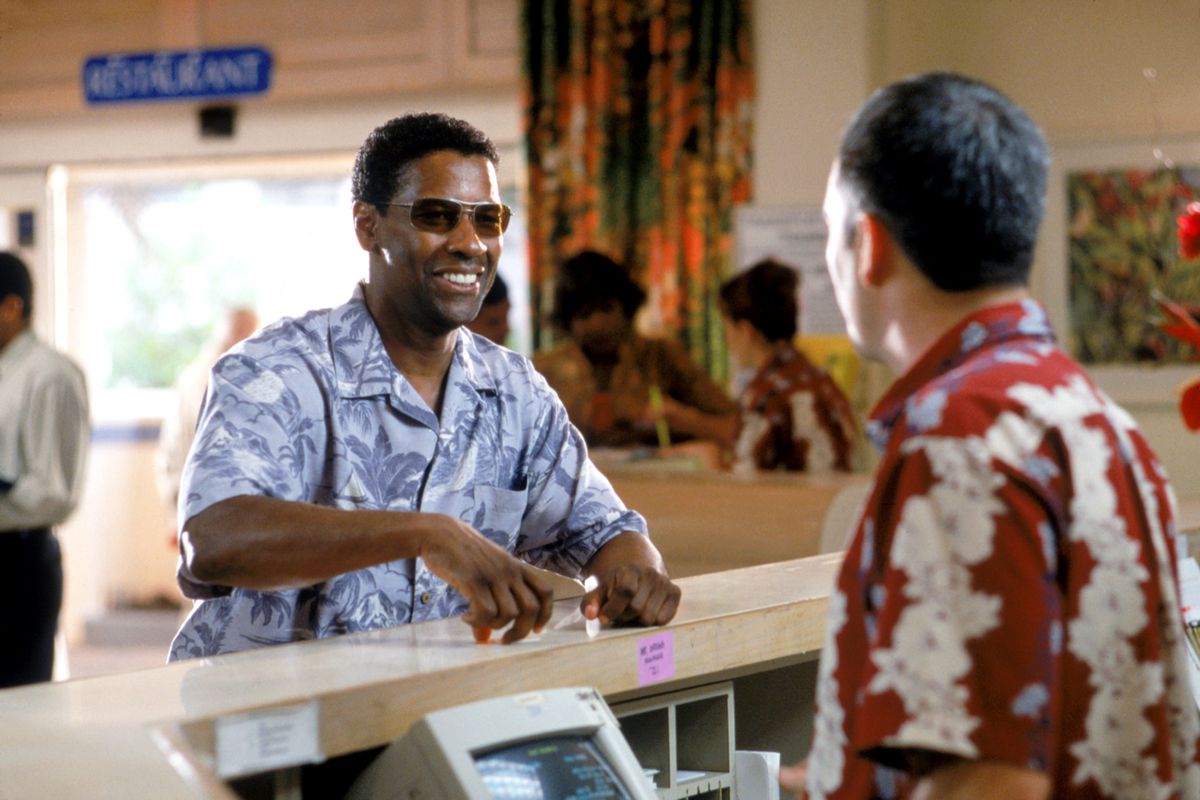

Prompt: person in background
[
  {"left": 662, "top": 259, "right": 858, "bottom": 473},
  {"left": 154, "top": 306, "right": 258, "bottom": 531},
  {"left": 0, "top": 251, "right": 89, "bottom": 687},
  {"left": 782, "top": 71, "right": 1200, "bottom": 799},
  {"left": 169, "top": 112, "right": 679, "bottom": 661},
  {"left": 533, "top": 250, "right": 736, "bottom": 448},
  {"left": 465, "top": 271, "right": 511, "bottom": 345}
]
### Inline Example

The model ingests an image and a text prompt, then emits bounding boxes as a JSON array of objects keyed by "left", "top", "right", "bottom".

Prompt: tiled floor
[{"left": 60, "top": 608, "right": 180, "bottom": 680}]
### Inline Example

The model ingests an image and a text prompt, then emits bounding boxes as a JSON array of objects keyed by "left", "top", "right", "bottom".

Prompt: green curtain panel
[{"left": 522, "top": 0, "right": 754, "bottom": 380}]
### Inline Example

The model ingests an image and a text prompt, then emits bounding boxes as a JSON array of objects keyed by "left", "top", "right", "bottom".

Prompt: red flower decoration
[
  {"left": 1181, "top": 378, "right": 1200, "bottom": 431},
  {"left": 1154, "top": 293, "right": 1200, "bottom": 352},
  {"left": 1178, "top": 201, "right": 1200, "bottom": 259},
  {"left": 1155, "top": 293, "right": 1200, "bottom": 431}
]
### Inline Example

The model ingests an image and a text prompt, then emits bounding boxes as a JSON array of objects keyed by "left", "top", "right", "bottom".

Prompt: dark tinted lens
[
  {"left": 472, "top": 204, "right": 510, "bottom": 235},
  {"left": 409, "top": 199, "right": 460, "bottom": 232}
]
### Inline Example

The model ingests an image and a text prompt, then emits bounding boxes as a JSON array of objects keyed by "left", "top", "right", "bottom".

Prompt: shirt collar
[
  {"left": 331, "top": 284, "right": 500, "bottom": 402},
  {"left": 866, "top": 299, "right": 1056, "bottom": 450}
]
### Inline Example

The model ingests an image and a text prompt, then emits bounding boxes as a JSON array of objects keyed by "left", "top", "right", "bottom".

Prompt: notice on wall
[{"left": 734, "top": 206, "right": 845, "bottom": 335}]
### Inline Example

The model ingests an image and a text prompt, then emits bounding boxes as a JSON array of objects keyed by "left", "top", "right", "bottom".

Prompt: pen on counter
[{"left": 647, "top": 385, "right": 671, "bottom": 449}]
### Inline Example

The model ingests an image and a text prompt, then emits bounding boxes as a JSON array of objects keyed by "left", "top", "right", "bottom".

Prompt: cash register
[{"left": 345, "top": 686, "right": 656, "bottom": 799}]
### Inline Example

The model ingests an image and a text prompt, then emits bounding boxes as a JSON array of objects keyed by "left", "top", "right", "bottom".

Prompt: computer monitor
[{"left": 345, "top": 686, "right": 656, "bottom": 800}]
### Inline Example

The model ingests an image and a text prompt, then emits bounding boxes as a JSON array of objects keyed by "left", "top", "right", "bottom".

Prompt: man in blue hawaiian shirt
[{"left": 169, "top": 113, "right": 681, "bottom": 660}]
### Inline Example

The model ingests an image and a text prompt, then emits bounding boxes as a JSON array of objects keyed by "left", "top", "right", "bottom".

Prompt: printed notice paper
[
  {"left": 215, "top": 700, "right": 322, "bottom": 778},
  {"left": 637, "top": 631, "right": 676, "bottom": 686}
]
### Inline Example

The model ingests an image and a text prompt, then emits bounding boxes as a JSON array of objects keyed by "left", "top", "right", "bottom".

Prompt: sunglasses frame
[{"left": 383, "top": 197, "right": 513, "bottom": 236}]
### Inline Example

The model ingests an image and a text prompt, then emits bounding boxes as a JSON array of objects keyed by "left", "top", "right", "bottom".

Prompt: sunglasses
[{"left": 384, "top": 198, "right": 513, "bottom": 237}]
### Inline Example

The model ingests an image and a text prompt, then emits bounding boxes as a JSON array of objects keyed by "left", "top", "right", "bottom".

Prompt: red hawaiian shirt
[
  {"left": 733, "top": 346, "right": 856, "bottom": 472},
  {"left": 807, "top": 301, "right": 1200, "bottom": 799}
]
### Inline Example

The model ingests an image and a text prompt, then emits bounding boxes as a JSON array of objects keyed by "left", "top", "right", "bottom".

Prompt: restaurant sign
[{"left": 83, "top": 46, "right": 272, "bottom": 105}]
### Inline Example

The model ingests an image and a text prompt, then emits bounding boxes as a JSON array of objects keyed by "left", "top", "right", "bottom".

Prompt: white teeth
[{"left": 444, "top": 273, "right": 479, "bottom": 286}]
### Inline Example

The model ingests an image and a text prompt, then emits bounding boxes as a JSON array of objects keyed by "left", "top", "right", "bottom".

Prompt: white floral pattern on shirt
[{"left": 808, "top": 301, "right": 1200, "bottom": 799}]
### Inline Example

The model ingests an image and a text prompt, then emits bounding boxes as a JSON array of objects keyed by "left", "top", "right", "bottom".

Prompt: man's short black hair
[
  {"left": 837, "top": 71, "right": 1050, "bottom": 292},
  {"left": 352, "top": 112, "right": 500, "bottom": 210},
  {"left": 551, "top": 251, "right": 646, "bottom": 331},
  {"left": 0, "top": 251, "right": 32, "bottom": 320},
  {"left": 720, "top": 259, "right": 799, "bottom": 343}
]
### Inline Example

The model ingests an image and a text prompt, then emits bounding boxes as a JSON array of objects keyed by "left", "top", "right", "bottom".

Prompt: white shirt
[{"left": 0, "top": 328, "right": 90, "bottom": 531}]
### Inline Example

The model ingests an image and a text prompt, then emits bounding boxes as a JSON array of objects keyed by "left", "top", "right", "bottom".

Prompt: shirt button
[{"left": 420, "top": 592, "right": 432, "bottom": 604}]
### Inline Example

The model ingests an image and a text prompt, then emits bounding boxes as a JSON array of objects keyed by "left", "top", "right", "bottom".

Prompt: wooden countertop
[{"left": 0, "top": 554, "right": 842, "bottom": 799}]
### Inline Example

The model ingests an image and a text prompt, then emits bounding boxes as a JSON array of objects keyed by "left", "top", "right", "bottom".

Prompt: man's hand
[
  {"left": 580, "top": 532, "right": 681, "bottom": 626},
  {"left": 581, "top": 562, "right": 680, "bottom": 625},
  {"left": 417, "top": 515, "right": 554, "bottom": 644},
  {"left": 778, "top": 760, "right": 808, "bottom": 798}
]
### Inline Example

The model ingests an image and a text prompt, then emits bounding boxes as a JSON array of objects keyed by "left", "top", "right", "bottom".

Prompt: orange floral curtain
[{"left": 521, "top": 0, "right": 754, "bottom": 380}]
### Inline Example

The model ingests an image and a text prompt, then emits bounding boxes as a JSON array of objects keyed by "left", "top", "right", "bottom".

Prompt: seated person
[
  {"left": 719, "top": 260, "right": 856, "bottom": 471},
  {"left": 465, "top": 272, "right": 511, "bottom": 345},
  {"left": 657, "top": 260, "right": 858, "bottom": 472},
  {"left": 533, "top": 250, "right": 736, "bottom": 448}
]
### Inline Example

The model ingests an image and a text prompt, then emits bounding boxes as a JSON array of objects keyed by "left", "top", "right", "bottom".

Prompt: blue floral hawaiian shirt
[{"left": 168, "top": 285, "right": 647, "bottom": 660}]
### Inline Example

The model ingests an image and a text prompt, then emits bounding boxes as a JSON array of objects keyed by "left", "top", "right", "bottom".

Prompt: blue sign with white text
[{"left": 83, "top": 46, "right": 272, "bottom": 105}]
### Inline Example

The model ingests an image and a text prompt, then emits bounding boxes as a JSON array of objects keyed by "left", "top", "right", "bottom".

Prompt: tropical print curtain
[{"left": 521, "top": 0, "right": 754, "bottom": 380}]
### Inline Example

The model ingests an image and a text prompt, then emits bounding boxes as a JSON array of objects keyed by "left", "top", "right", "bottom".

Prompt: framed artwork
[
  {"left": 1037, "top": 137, "right": 1200, "bottom": 403},
  {"left": 1067, "top": 166, "right": 1200, "bottom": 364}
]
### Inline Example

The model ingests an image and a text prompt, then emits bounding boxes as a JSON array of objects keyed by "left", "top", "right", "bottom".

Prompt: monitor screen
[{"left": 474, "top": 734, "right": 633, "bottom": 800}]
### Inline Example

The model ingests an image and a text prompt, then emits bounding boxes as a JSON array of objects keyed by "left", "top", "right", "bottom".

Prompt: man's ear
[
  {"left": 0, "top": 294, "right": 23, "bottom": 322},
  {"left": 856, "top": 212, "right": 895, "bottom": 288},
  {"left": 352, "top": 200, "right": 381, "bottom": 252}
]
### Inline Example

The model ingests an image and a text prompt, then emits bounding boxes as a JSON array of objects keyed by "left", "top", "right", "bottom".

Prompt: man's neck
[
  {"left": 881, "top": 284, "right": 1030, "bottom": 376},
  {"left": 0, "top": 322, "right": 28, "bottom": 354},
  {"left": 363, "top": 296, "right": 457, "bottom": 415}
]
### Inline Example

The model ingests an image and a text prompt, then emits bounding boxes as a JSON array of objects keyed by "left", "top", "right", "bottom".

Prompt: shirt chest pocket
[{"left": 471, "top": 484, "right": 529, "bottom": 550}]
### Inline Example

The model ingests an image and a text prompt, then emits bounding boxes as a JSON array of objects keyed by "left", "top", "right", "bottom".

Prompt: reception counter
[{"left": 0, "top": 554, "right": 842, "bottom": 798}]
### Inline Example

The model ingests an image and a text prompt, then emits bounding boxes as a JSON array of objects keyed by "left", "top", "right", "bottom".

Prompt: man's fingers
[
  {"left": 598, "top": 570, "right": 638, "bottom": 623},
  {"left": 500, "top": 575, "right": 546, "bottom": 644},
  {"left": 460, "top": 581, "right": 500, "bottom": 629},
  {"left": 531, "top": 573, "right": 554, "bottom": 633},
  {"left": 655, "top": 581, "right": 682, "bottom": 625}
]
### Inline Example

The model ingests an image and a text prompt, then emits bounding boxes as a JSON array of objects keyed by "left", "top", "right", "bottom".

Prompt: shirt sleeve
[
  {"left": 0, "top": 364, "right": 90, "bottom": 529},
  {"left": 849, "top": 439, "right": 1061, "bottom": 773},
  {"left": 513, "top": 368, "right": 648, "bottom": 578},
  {"left": 176, "top": 352, "right": 319, "bottom": 598}
]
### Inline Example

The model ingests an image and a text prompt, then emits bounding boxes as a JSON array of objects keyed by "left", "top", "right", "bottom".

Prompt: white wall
[{"left": 752, "top": 0, "right": 1200, "bottom": 500}]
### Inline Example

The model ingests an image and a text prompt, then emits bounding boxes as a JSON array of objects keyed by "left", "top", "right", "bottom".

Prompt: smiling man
[{"left": 168, "top": 113, "right": 679, "bottom": 660}]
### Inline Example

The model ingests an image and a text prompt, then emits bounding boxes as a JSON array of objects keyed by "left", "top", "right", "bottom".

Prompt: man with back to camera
[
  {"left": 168, "top": 113, "right": 680, "bottom": 660},
  {"left": 0, "top": 251, "right": 89, "bottom": 687},
  {"left": 779, "top": 72, "right": 1200, "bottom": 798}
]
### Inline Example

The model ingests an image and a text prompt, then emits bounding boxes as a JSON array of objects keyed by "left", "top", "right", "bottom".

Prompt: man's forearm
[{"left": 181, "top": 495, "right": 429, "bottom": 590}]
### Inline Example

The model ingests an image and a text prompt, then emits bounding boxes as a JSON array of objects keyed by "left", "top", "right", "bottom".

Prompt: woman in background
[
  {"left": 720, "top": 259, "right": 857, "bottom": 471},
  {"left": 663, "top": 259, "right": 857, "bottom": 472}
]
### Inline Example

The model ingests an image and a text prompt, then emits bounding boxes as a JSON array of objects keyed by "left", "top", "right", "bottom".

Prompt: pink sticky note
[{"left": 636, "top": 631, "right": 675, "bottom": 686}]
